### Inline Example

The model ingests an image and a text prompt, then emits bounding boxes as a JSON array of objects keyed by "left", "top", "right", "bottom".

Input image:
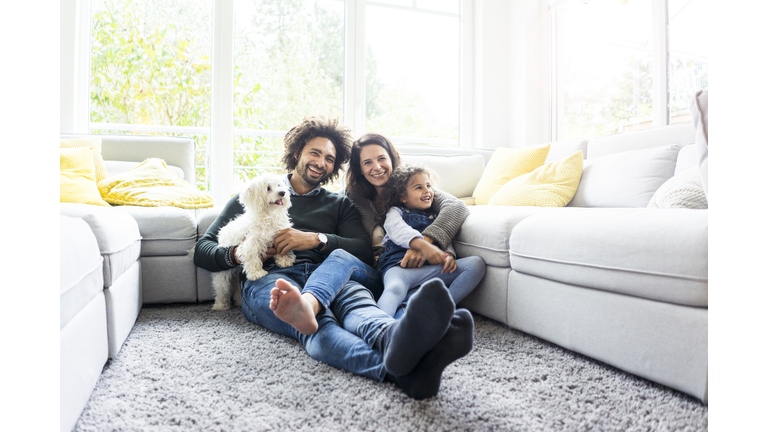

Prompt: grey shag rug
[{"left": 73, "top": 303, "right": 707, "bottom": 431}]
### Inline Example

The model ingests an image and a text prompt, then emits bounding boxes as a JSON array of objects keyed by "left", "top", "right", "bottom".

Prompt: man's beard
[{"left": 296, "top": 160, "right": 331, "bottom": 186}]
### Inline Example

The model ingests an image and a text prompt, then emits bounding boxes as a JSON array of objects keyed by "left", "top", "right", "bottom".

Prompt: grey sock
[
  {"left": 378, "top": 278, "right": 455, "bottom": 377},
  {"left": 385, "top": 309, "right": 475, "bottom": 400}
]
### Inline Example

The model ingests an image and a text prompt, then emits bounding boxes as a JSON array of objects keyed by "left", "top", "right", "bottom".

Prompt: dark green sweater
[{"left": 194, "top": 188, "right": 374, "bottom": 273}]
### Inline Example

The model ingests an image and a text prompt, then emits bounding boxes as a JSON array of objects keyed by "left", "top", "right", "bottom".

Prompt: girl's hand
[{"left": 441, "top": 252, "right": 457, "bottom": 273}]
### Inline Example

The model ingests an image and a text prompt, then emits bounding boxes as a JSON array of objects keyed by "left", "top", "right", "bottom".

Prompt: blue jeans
[
  {"left": 302, "top": 249, "right": 384, "bottom": 306},
  {"left": 378, "top": 256, "right": 486, "bottom": 316},
  {"left": 240, "top": 261, "right": 391, "bottom": 381}
]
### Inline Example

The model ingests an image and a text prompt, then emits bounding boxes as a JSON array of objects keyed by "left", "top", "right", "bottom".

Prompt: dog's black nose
[{"left": 279, "top": 191, "right": 285, "bottom": 197}]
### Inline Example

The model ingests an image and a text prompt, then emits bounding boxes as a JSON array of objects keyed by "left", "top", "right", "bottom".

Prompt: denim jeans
[
  {"left": 302, "top": 249, "right": 384, "bottom": 306},
  {"left": 378, "top": 256, "right": 486, "bottom": 316},
  {"left": 240, "top": 262, "right": 389, "bottom": 381}
]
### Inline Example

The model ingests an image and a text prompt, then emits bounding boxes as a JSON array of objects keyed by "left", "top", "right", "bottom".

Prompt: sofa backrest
[
  {"left": 587, "top": 123, "right": 695, "bottom": 158},
  {"left": 397, "top": 145, "right": 494, "bottom": 198},
  {"left": 61, "top": 133, "right": 196, "bottom": 184}
]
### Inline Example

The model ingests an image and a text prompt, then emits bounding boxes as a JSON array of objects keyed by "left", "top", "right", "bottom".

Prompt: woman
[
  {"left": 344, "top": 133, "right": 484, "bottom": 317},
  {"left": 345, "top": 132, "right": 471, "bottom": 269}
]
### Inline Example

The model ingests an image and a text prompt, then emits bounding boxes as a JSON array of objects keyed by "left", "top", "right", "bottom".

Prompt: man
[{"left": 194, "top": 115, "right": 473, "bottom": 399}]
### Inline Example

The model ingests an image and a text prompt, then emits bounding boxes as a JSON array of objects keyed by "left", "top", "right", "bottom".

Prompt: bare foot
[{"left": 269, "top": 278, "right": 320, "bottom": 335}]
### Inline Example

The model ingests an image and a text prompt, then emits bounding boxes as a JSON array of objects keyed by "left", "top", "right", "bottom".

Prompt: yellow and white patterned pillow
[
  {"left": 488, "top": 151, "right": 583, "bottom": 207},
  {"left": 60, "top": 138, "right": 109, "bottom": 183},
  {"left": 98, "top": 158, "right": 214, "bottom": 209},
  {"left": 472, "top": 144, "right": 550, "bottom": 205}
]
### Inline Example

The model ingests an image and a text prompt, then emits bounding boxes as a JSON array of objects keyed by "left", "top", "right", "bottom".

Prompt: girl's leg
[
  {"left": 444, "top": 256, "right": 486, "bottom": 305},
  {"left": 377, "top": 267, "right": 424, "bottom": 316}
]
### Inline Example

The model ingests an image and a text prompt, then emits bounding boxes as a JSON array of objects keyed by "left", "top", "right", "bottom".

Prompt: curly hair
[
  {"left": 281, "top": 115, "right": 353, "bottom": 185},
  {"left": 345, "top": 133, "right": 403, "bottom": 200},
  {"left": 374, "top": 163, "right": 438, "bottom": 226}
]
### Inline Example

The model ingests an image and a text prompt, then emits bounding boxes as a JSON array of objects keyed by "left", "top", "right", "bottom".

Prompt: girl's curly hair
[
  {"left": 345, "top": 133, "right": 403, "bottom": 200},
  {"left": 374, "top": 163, "right": 439, "bottom": 226},
  {"left": 282, "top": 115, "right": 353, "bottom": 185}
]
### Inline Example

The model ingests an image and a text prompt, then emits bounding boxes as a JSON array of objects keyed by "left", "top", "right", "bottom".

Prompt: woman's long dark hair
[
  {"left": 345, "top": 133, "right": 402, "bottom": 200},
  {"left": 374, "top": 163, "right": 438, "bottom": 226}
]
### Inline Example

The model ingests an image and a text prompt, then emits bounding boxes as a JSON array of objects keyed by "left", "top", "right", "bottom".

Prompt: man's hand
[
  {"left": 441, "top": 252, "right": 457, "bottom": 274},
  {"left": 274, "top": 228, "right": 321, "bottom": 256},
  {"left": 260, "top": 246, "right": 277, "bottom": 262},
  {"left": 400, "top": 249, "right": 426, "bottom": 268}
]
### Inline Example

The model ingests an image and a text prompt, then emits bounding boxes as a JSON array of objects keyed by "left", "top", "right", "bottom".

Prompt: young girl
[{"left": 374, "top": 164, "right": 486, "bottom": 317}]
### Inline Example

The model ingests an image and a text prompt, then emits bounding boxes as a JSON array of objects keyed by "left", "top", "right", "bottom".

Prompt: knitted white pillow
[{"left": 647, "top": 167, "right": 708, "bottom": 209}]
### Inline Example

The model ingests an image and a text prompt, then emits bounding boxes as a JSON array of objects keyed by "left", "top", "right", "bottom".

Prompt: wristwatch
[{"left": 315, "top": 233, "right": 328, "bottom": 251}]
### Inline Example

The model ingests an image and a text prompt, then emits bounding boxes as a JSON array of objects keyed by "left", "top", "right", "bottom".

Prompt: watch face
[{"left": 318, "top": 233, "right": 327, "bottom": 244}]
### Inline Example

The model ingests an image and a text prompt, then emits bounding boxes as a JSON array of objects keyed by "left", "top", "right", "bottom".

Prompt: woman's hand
[
  {"left": 400, "top": 248, "right": 426, "bottom": 268},
  {"left": 408, "top": 238, "right": 446, "bottom": 267},
  {"left": 441, "top": 252, "right": 457, "bottom": 274}
]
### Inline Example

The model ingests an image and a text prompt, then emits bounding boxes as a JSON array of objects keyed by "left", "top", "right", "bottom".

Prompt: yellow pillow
[
  {"left": 472, "top": 144, "right": 550, "bottom": 205},
  {"left": 60, "top": 138, "right": 109, "bottom": 183},
  {"left": 60, "top": 147, "right": 111, "bottom": 207},
  {"left": 488, "top": 151, "right": 583, "bottom": 207},
  {"left": 99, "top": 158, "right": 214, "bottom": 209}
]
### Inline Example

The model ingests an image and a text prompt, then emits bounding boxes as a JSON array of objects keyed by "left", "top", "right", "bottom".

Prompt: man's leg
[
  {"left": 331, "top": 279, "right": 457, "bottom": 376},
  {"left": 240, "top": 264, "right": 387, "bottom": 381},
  {"left": 270, "top": 249, "right": 383, "bottom": 335},
  {"left": 332, "top": 279, "right": 475, "bottom": 398}
]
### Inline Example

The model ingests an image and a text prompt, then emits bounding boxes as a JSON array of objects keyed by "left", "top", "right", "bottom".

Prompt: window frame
[{"left": 549, "top": 0, "right": 675, "bottom": 141}]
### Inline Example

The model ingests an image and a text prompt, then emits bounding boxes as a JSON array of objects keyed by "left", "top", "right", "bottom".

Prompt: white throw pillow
[
  {"left": 568, "top": 144, "right": 682, "bottom": 208},
  {"left": 647, "top": 167, "right": 708, "bottom": 209},
  {"left": 400, "top": 153, "right": 485, "bottom": 198},
  {"left": 691, "top": 89, "right": 709, "bottom": 197}
]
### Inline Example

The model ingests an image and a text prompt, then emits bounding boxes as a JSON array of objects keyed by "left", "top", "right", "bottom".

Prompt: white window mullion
[
  {"left": 345, "top": 0, "right": 366, "bottom": 137},
  {"left": 211, "top": 0, "right": 235, "bottom": 203},
  {"left": 651, "top": 0, "right": 669, "bottom": 128},
  {"left": 459, "top": 0, "right": 474, "bottom": 148}
]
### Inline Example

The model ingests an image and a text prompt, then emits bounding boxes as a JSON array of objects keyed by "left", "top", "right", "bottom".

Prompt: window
[
  {"left": 90, "top": 0, "right": 213, "bottom": 190},
  {"left": 82, "top": 0, "right": 466, "bottom": 201},
  {"left": 551, "top": 0, "right": 708, "bottom": 140},
  {"left": 364, "top": 1, "right": 461, "bottom": 145},
  {"left": 232, "top": 0, "right": 345, "bottom": 190}
]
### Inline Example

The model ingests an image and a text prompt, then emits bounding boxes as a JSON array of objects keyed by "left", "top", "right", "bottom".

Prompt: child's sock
[
  {"left": 376, "top": 278, "right": 455, "bottom": 377},
  {"left": 385, "top": 309, "right": 474, "bottom": 399}
]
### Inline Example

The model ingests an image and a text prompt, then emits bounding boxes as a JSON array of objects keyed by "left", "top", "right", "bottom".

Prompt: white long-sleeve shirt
[{"left": 381, "top": 207, "right": 456, "bottom": 257}]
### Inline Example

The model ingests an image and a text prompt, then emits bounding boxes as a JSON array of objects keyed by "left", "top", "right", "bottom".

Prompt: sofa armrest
[{"left": 60, "top": 133, "right": 196, "bottom": 185}]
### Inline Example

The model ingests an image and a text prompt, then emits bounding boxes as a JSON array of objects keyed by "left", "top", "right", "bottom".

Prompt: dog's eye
[{"left": 267, "top": 186, "right": 271, "bottom": 192}]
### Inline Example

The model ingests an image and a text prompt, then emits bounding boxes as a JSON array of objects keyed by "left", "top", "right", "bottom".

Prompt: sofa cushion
[
  {"left": 508, "top": 208, "right": 708, "bottom": 307},
  {"left": 60, "top": 137, "right": 108, "bottom": 183},
  {"left": 400, "top": 153, "right": 485, "bottom": 198},
  {"left": 60, "top": 203, "right": 142, "bottom": 287},
  {"left": 98, "top": 158, "right": 214, "bottom": 209},
  {"left": 120, "top": 205, "right": 198, "bottom": 256},
  {"left": 647, "top": 167, "right": 708, "bottom": 209},
  {"left": 472, "top": 145, "right": 550, "bottom": 205},
  {"left": 60, "top": 215, "right": 104, "bottom": 329},
  {"left": 454, "top": 206, "right": 587, "bottom": 267},
  {"left": 567, "top": 144, "right": 682, "bottom": 208},
  {"left": 60, "top": 147, "right": 111, "bottom": 207},
  {"left": 104, "top": 160, "right": 186, "bottom": 180},
  {"left": 489, "top": 151, "right": 583, "bottom": 207}
]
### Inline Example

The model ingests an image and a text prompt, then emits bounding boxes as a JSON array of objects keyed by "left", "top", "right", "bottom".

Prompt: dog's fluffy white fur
[{"left": 212, "top": 173, "right": 295, "bottom": 311}]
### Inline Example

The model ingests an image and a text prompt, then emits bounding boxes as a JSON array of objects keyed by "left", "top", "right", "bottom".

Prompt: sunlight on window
[
  {"left": 90, "top": 0, "right": 213, "bottom": 190},
  {"left": 365, "top": 1, "right": 460, "bottom": 145},
  {"left": 232, "top": 0, "right": 345, "bottom": 189},
  {"left": 668, "top": 0, "right": 708, "bottom": 124},
  {"left": 556, "top": 0, "right": 654, "bottom": 139}
]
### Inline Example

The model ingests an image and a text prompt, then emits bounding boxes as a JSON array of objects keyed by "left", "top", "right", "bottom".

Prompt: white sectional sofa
[{"left": 59, "top": 122, "right": 707, "bottom": 430}]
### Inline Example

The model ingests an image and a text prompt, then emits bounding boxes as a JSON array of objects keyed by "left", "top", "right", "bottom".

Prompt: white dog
[{"left": 212, "top": 173, "right": 295, "bottom": 311}]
